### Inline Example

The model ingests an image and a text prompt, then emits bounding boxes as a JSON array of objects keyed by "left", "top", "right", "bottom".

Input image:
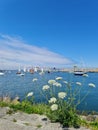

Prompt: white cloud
[{"left": 0, "top": 34, "right": 73, "bottom": 69}]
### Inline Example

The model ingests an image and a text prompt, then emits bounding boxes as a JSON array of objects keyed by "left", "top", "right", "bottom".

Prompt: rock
[{"left": 0, "top": 107, "right": 91, "bottom": 130}]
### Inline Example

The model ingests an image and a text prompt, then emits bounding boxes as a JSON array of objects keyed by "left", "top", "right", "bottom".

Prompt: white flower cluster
[
  {"left": 56, "top": 77, "right": 62, "bottom": 80},
  {"left": 27, "top": 92, "right": 33, "bottom": 97},
  {"left": 58, "top": 92, "right": 67, "bottom": 99},
  {"left": 53, "top": 82, "right": 62, "bottom": 87},
  {"left": 49, "top": 97, "right": 57, "bottom": 103},
  {"left": 50, "top": 104, "right": 58, "bottom": 111},
  {"left": 88, "top": 83, "right": 96, "bottom": 88},
  {"left": 32, "top": 78, "right": 38, "bottom": 82},
  {"left": 48, "top": 80, "right": 56, "bottom": 85},
  {"left": 76, "top": 82, "right": 82, "bottom": 86},
  {"left": 42, "top": 85, "right": 50, "bottom": 90},
  {"left": 63, "top": 81, "right": 68, "bottom": 84}
]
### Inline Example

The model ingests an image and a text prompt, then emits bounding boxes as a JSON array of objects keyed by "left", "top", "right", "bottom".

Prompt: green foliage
[
  {"left": 13, "top": 118, "right": 17, "bottom": 122},
  {"left": 41, "top": 76, "right": 96, "bottom": 128},
  {"left": 90, "top": 121, "right": 98, "bottom": 130},
  {"left": 23, "top": 122, "right": 30, "bottom": 126},
  {"left": 10, "top": 100, "right": 34, "bottom": 114},
  {"left": 47, "top": 101, "right": 81, "bottom": 128},
  {"left": 31, "top": 103, "right": 50, "bottom": 115},
  {"left": 36, "top": 124, "right": 42, "bottom": 128},
  {"left": 0, "top": 101, "right": 9, "bottom": 107},
  {"left": 10, "top": 101, "right": 50, "bottom": 115},
  {"left": 58, "top": 109, "right": 81, "bottom": 128}
]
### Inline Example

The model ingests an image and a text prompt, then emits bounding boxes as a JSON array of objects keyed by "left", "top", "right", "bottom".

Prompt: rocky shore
[{"left": 0, "top": 107, "right": 91, "bottom": 130}]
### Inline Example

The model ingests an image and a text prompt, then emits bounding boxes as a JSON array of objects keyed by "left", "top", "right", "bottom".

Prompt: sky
[{"left": 0, "top": 0, "right": 98, "bottom": 69}]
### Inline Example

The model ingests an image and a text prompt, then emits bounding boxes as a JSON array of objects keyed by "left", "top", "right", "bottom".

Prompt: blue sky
[{"left": 0, "top": 0, "right": 97, "bottom": 69}]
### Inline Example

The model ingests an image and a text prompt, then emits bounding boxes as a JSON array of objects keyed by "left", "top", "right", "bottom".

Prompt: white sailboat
[
  {"left": 23, "top": 67, "right": 27, "bottom": 72},
  {"left": 16, "top": 67, "right": 25, "bottom": 76},
  {"left": 34, "top": 67, "right": 37, "bottom": 72},
  {"left": 16, "top": 67, "right": 21, "bottom": 74}
]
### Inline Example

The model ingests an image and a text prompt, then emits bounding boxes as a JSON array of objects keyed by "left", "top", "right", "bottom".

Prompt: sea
[{"left": 0, "top": 70, "right": 98, "bottom": 112}]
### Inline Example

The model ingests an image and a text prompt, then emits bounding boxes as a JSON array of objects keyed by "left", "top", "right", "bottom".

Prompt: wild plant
[
  {"left": 41, "top": 75, "right": 96, "bottom": 127},
  {"left": 26, "top": 74, "right": 96, "bottom": 127}
]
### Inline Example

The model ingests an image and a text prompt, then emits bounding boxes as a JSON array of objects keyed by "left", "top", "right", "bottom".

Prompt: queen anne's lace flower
[
  {"left": 27, "top": 92, "right": 33, "bottom": 97},
  {"left": 63, "top": 81, "right": 68, "bottom": 84},
  {"left": 58, "top": 92, "right": 67, "bottom": 99},
  {"left": 56, "top": 77, "right": 62, "bottom": 80},
  {"left": 42, "top": 85, "right": 50, "bottom": 90},
  {"left": 76, "top": 82, "right": 82, "bottom": 86},
  {"left": 49, "top": 97, "right": 57, "bottom": 103},
  {"left": 32, "top": 78, "right": 38, "bottom": 82},
  {"left": 50, "top": 104, "right": 58, "bottom": 111},
  {"left": 88, "top": 83, "right": 96, "bottom": 88},
  {"left": 48, "top": 80, "right": 56, "bottom": 85},
  {"left": 53, "top": 82, "right": 62, "bottom": 87}
]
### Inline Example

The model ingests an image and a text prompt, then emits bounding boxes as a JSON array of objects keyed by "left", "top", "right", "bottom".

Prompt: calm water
[{"left": 0, "top": 71, "right": 98, "bottom": 112}]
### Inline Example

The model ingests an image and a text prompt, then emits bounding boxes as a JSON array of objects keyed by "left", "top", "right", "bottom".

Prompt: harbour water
[{"left": 0, "top": 70, "right": 98, "bottom": 112}]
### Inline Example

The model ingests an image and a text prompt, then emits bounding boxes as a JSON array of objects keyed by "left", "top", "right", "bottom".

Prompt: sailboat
[
  {"left": 34, "top": 67, "right": 37, "bottom": 72},
  {"left": 16, "top": 67, "right": 21, "bottom": 74},
  {"left": 23, "top": 67, "right": 27, "bottom": 72},
  {"left": 16, "top": 67, "right": 25, "bottom": 76}
]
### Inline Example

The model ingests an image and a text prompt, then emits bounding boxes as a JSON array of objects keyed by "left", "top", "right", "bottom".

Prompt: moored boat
[
  {"left": 0, "top": 72, "right": 4, "bottom": 75},
  {"left": 0, "top": 70, "right": 4, "bottom": 75},
  {"left": 74, "top": 71, "right": 86, "bottom": 76}
]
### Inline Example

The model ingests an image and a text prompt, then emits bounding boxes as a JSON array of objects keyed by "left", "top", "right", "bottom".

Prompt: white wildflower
[
  {"left": 27, "top": 92, "right": 33, "bottom": 97},
  {"left": 49, "top": 97, "right": 57, "bottom": 103},
  {"left": 63, "top": 81, "right": 68, "bottom": 84},
  {"left": 42, "top": 85, "right": 50, "bottom": 90},
  {"left": 53, "top": 82, "right": 62, "bottom": 87},
  {"left": 76, "top": 82, "right": 82, "bottom": 86},
  {"left": 58, "top": 92, "right": 67, "bottom": 99},
  {"left": 32, "top": 78, "right": 38, "bottom": 82},
  {"left": 88, "top": 83, "right": 96, "bottom": 88},
  {"left": 56, "top": 77, "right": 62, "bottom": 80},
  {"left": 48, "top": 80, "right": 56, "bottom": 85},
  {"left": 50, "top": 104, "right": 58, "bottom": 111}
]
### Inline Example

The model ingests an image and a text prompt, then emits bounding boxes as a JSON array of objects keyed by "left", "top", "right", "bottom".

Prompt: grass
[
  {"left": 9, "top": 101, "right": 50, "bottom": 114},
  {"left": 13, "top": 118, "right": 17, "bottom": 122},
  {"left": 36, "top": 124, "right": 42, "bottom": 128},
  {"left": 23, "top": 122, "right": 30, "bottom": 126},
  {"left": 0, "top": 101, "right": 9, "bottom": 107}
]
